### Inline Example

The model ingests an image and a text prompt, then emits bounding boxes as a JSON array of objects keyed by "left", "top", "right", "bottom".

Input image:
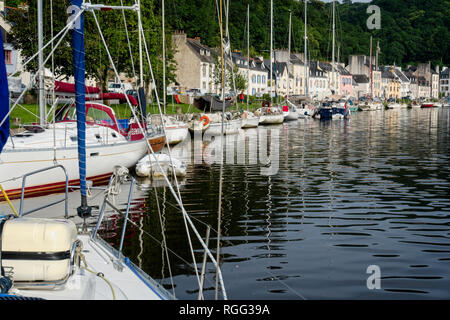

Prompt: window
[
  {"left": 4, "top": 50, "right": 12, "bottom": 64},
  {"left": 252, "top": 75, "right": 256, "bottom": 83},
  {"left": 257, "top": 75, "right": 261, "bottom": 84},
  {"left": 262, "top": 75, "right": 265, "bottom": 84}
]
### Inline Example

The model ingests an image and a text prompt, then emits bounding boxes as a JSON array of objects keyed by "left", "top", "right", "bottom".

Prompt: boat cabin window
[
  {"left": 61, "top": 106, "right": 115, "bottom": 126},
  {"left": 86, "top": 107, "right": 114, "bottom": 125}
]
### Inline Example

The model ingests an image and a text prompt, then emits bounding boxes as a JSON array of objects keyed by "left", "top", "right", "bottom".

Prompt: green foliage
[
  {"left": 5, "top": 0, "right": 176, "bottom": 98},
  {"left": 164, "top": 0, "right": 449, "bottom": 67}
]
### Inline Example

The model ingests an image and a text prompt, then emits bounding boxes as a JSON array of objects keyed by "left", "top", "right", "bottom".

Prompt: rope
[
  {"left": 76, "top": 246, "right": 117, "bottom": 300},
  {"left": 0, "top": 185, "right": 18, "bottom": 217}
]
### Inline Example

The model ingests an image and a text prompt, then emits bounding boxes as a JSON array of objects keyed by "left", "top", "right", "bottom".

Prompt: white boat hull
[
  {"left": 259, "top": 114, "right": 284, "bottom": 125},
  {"left": 283, "top": 111, "right": 299, "bottom": 121},
  {"left": 165, "top": 126, "right": 188, "bottom": 145},
  {"left": 241, "top": 116, "right": 259, "bottom": 128},
  {"left": 136, "top": 153, "right": 187, "bottom": 178},
  {"left": 0, "top": 132, "right": 147, "bottom": 199},
  {"left": 204, "top": 119, "right": 241, "bottom": 136}
]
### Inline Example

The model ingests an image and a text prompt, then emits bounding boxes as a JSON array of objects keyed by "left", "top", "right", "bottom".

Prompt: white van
[{"left": 108, "top": 82, "right": 133, "bottom": 93}]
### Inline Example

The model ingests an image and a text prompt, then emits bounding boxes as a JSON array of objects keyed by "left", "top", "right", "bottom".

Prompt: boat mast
[
  {"left": 247, "top": 4, "right": 250, "bottom": 110},
  {"left": 37, "top": 0, "right": 45, "bottom": 126},
  {"left": 70, "top": 0, "right": 91, "bottom": 219},
  {"left": 287, "top": 9, "right": 291, "bottom": 101},
  {"left": 369, "top": 35, "right": 373, "bottom": 99},
  {"left": 332, "top": 0, "right": 335, "bottom": 94},
  {"left": 162, "top": 0, "right": 166, "bottom": 114},
  {"left": 304, "top": 0, "right": 308, "bottom": 98},
  {"left": 137, "top": 0, "right": 144, "bottom": 99},
  {"left": 270, "top": 0, "right": 273, "bottom": 105}
]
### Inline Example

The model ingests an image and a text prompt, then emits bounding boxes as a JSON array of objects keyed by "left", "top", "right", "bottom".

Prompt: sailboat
[
  {"left": 283, "top": 0, "right": 315, "bottom": 118},
  {"left": 0, "top": 4, "right": 168, "bottom": 201},
  {"left": 0, "top": 1, "right": 174, "bottom": 300},
  {"left": 241, "top": 4, "right": 260, "bottom": 129},
  {"left": 256, "top": 0, "right": 284, "bottom": 126},
  {"left": 329, "top": 1, "right": 349, "bottom": 120},
  {"left": 283, "top": 9, "right": 299, "bottom": 122}
]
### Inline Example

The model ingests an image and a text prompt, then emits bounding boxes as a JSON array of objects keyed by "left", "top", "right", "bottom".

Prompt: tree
[{"left": 6, "top": 0, "right": 176, "bottom": 97}]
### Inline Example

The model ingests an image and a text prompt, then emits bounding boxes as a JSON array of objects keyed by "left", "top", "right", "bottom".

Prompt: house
[
  {"left": 392, "top": 67, "right": 411, "bottom": 98},
  {"left": 404, "top": 63, "right": 438, "bottom": 99},
  {"left": 418, "top": 77, "right": 430, "bottom": 99},
  {"left": 273, "top": 61, "right": 290, "bottom": 97},
  {"left": 308, "top": 61, "right": 329, "bottom": 100},
  {"left": 274, "top": 50, "right": 307, "bottom": 96},
  {"left": 171, "top": 31, "right": 217, "bottom": 95},
  {"left": 431, "top": 67, "right": 439, "bottom": 99},
  {"left": 289, "top": 54, "right": 306, "bottom": 96},
  {"left": 352, "top": 74, "right": 370, "bottom": 99},
  {"left": 231, "top": 52, "right": 268, "bottom": 96},
  {"left": 336, "top": 64, "right": 353, "bottom": 97},
  {"left": 318, "top": 62, "right": 336, "bottom": 95},
  {"left": 440, "top": 67, "right": 449, "bottom": 97},
  {"left": 347, "top": 55, "right": 381, "bottom": 98},
  {"left": 380, "top": 67, "right": 400, "bottom": 99}
]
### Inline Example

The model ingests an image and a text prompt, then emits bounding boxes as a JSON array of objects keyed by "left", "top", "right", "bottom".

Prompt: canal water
[{"left": 100, "top": 107, "right": 450, "bottom": 300}]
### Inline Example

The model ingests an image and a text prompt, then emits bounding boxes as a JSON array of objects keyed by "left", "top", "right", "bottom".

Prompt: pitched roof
[
  {"left": 309, "top": 61, "right": 326, "bottom": 78},
  {"left": 336, "top": 64, "right": 351, "bottom": 76},
  {"left": 381, "top": 69, "right": 395, "bottom": 79},
  {"left": 290, "top": 54, "right": 304, "bottom": 65},
  {"left": 352, "top": 74, "right": 369, "bottom": 83},
  {"left": 231, "top": 52, "right": 267, "bottom": 73},
  {"left": 394, "top": 69, "right": 410, "bottom": 82},
  {"left": 186, "top": 39, "right": 216, "bottom": 64}
]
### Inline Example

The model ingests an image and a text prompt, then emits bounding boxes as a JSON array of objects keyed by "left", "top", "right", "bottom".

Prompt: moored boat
[
  {"left": 0, "top": 103, "right": 155, "bottom": 200},
  {"left": 255, "top": 106, "right": 284, "bottom": 125},
  {"left": 421, "top": 102, "right": 434, "bottom": 108},
  {"left": 240, "top": 111, "right": 260, "bottom": 128},
  {"left": 193, "top": 94, "right": 233, "bottom": 112},
  {"left": 282, "top": 104, "right": 299, "bottom": 121}
]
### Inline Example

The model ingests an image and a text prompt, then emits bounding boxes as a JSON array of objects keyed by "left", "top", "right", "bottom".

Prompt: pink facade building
[{"left": 337, "top": 64, "right": 353, "bottom": 97}]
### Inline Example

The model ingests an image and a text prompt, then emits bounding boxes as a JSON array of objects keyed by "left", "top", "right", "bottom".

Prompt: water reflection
[{"left": 100, "top": 108, "right": 450, "bottom": 299}]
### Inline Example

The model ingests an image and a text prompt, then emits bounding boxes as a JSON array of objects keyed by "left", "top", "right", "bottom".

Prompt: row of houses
[{"left": 172, "top": 31, "right": 446, "bottom": 101}]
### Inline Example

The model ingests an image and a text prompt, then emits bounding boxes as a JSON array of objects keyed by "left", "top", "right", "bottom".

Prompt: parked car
[
  {"left": 108, "top": 82, "right": 133, "bottom": 93},
  {"left": 125, "top": 89, "right": 138, "bottom": 100},
  {"left": 186, "top": 88, "right": 202, "bottom": 96}
]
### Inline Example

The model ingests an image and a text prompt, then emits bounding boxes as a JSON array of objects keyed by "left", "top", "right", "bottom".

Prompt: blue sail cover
[
  {"left": 0, "top": 31, "right": 9, "bottom": 153},
  {"left": 70, "top": 0, "right": 90, "bottom": 216}
]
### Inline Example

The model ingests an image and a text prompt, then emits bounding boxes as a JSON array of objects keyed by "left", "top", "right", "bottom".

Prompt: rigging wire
[
  {"left": 89, "top": 5, "right": 227, "bottom": 299},
  {"left": 153, "top": 186, "right": 176, "bottom": 298}
]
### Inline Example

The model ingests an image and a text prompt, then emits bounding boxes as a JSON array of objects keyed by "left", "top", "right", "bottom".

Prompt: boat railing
[
  {"left": 88, "top": 167, "right": 175, "bottom": 299},
  {"left": 18, "top": 164, "right": 69, "bottom": 218}
]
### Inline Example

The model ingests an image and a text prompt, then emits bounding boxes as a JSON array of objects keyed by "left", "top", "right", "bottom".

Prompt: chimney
[{"left": 172, "top": 30, "right": 186, "bottom": 44}]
